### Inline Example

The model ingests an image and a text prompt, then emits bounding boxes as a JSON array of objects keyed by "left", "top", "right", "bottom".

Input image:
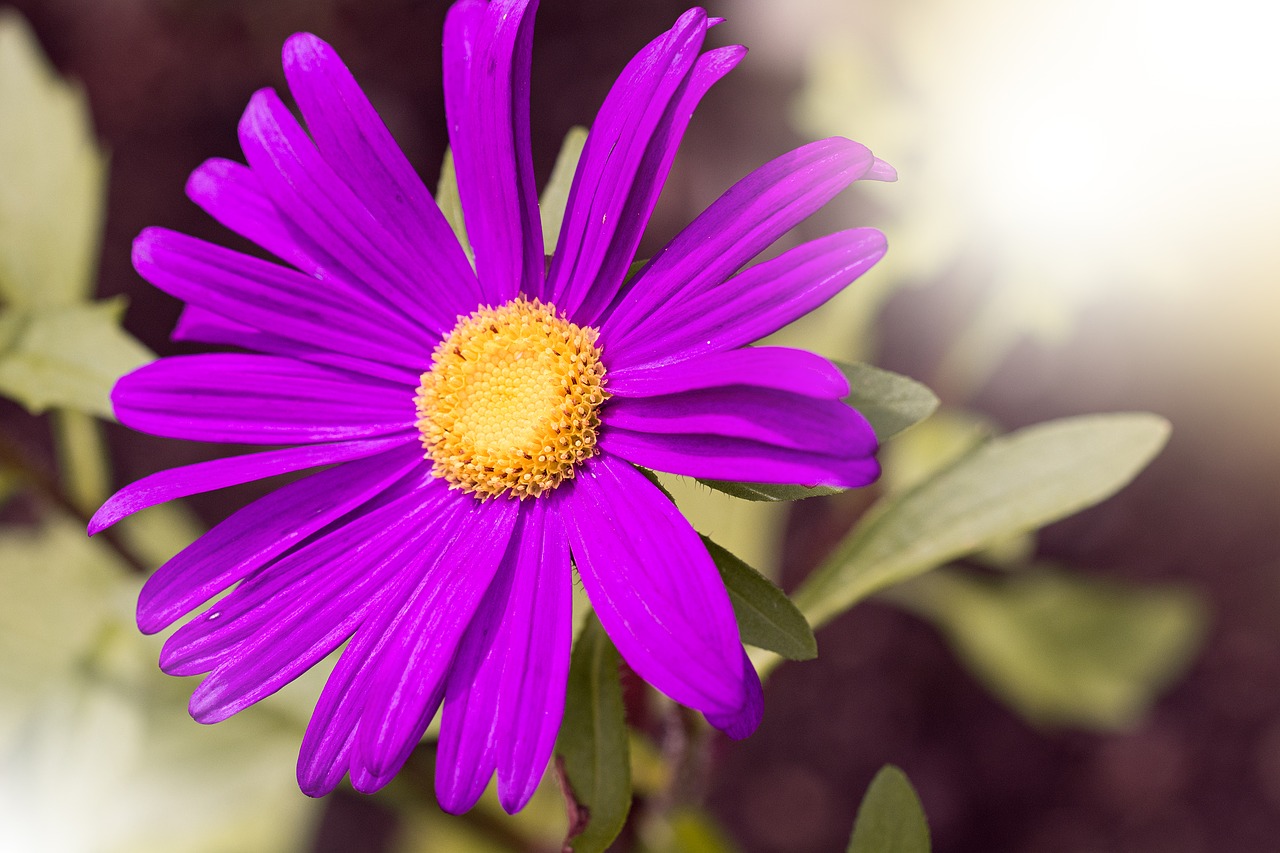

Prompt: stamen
[{"left": 415, "top": 296, "right": 609, "bottom": 499}]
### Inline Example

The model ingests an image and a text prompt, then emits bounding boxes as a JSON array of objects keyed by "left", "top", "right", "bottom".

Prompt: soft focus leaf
[
  {"left": 0, "top": 10, "right": 107, "bottom": 307},
  {"left": 705, "top": 536, "right": 816, "bottom": 660},
  {"left": 557, "top": 615, "right": 631, "bottom": 853},
  {"left": 669, "top": 808, "right": 742, "bottom": 853},
  {"left": 835, "top": 360, "right": 939, "bottom": 442},
  {"left": 436, "top": 147, "right": 473, "bottom": 262},
  {"left": 0, "top": 298, "right": 153, "bottom": 418},
  {"left": 895, "top": 566, "right": 1206, "bottom": 729},
  {"left": 52, "top": 408, "right": 111, "bottom": 513},
  {"left": 699, "top": 478, "right": 844, "bottom": 503},
  {"left": 792, "top": 413, "right": 1172, "bottom": 630},
  {"left": 541, "top": 126, "right": 588, "bottom": 253},
  {"left": 847, "top": 765, "right": 931, "bottom": 853}
]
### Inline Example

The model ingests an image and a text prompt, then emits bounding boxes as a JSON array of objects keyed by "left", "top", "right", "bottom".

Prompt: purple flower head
[{"left": 90, "top": 1, "right": 893, "bottom": 812}]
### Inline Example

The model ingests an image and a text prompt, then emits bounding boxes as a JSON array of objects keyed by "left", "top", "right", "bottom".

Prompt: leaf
[
  {"left": 834, "top": 360, "right": 939, "bottom": 442},
  {"left": 896, "top": 566, "right": 1205, "bottom": 729},
  {"left": 704, "top": 536, "right": 816, "bottom": 660},
  {"left": 0, "top": 10, "right": 107, "bottom": 307},
  {"left": 0, "top": 297, "right": 153, "bottom": 418},
  {"left": 792, "top": 413, "right": 1172, "bottom": 630},
  {"left": 556, "top": 615, "right": 631, "bottom": 853},
  {"left": 435, "top": 147, "right": 472, "bottom": 263},
  {"left": 698, "top": 362, "right": 937, "bottom": 503},
  {"left": 540, "top": 125, "right": 588, "bottom": 253},
  {"left": 847, "top": 765, "right": 931, "bottom": 853}
]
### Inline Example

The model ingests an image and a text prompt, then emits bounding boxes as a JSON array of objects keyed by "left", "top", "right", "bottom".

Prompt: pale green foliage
[
  {"left": 791, "top": 413, "right": 1172, "bottom": 630},
  {"left": 896, "top": 566, "right": 1205, "bottom": 729},
  {"left": 556, "top": 616, "right": 631, "bottom": 853},
  {"left": 540, "top": 125, "right": 588, "bottom": 252},
  {"left": 847, "top": 766, "right": 931, "bottom": 853},
  {"left": 436, "top": 147, "right": 473, "bottom": 262},
  {"left": 705, "top": 536, "right": 817, "bottom": 660}
]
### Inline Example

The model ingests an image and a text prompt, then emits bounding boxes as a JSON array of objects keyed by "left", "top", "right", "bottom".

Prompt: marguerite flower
[{"left": 89, "top": 0, "right": 892, "bottom": 812}]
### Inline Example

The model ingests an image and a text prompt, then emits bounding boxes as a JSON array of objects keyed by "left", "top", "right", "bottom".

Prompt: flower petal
[
  {"left": 602, "top": 427, "right": 880, "bottom": 488},
  {"left": 88, "top": 434, "right": 415, "bottom": 535},
  {"left": 540, "top": 9, "right": 733, "bottom": 320},
  {"left": 435, "top": 499, "right": 571, "bottom": 814},
  {"left": 134, "top": 442, "right": 426, "bottom": 635},
  {"left": 281, "top": 34, "right": 481, "bottom": 308},
  {"left": 606, "top": 228, "right": 887, "bottom": 371},
  {"left": 703, "top": 648, "right": 763, "bottom": 739},
  {"left": 179, "top": 478, "right": 455, "bottom": 724},
  {"left": 352, "top": 496, "right": 520, "bottom": 783},
  {"left": 185, "top": 157, "right": 320, "bottom": 274},
  {"left": 607, "top": 346, "right": 849, "bottom": 399},
  {"left": 133, "top": 227, "right": 436, "bottom": 371},
  {"left": 238, "top": 88, "right": 469, "bottom": 335},
  {"left": 603, "top": 386, "right": 875, "bottom": 459},
  {"left": 601, "top": 137, "right": 878, "bottom": 342},
  {"left": 113, "top": 354, "right": 413, "bottom": 444},
  {"left": 560, "top": 453, "right": 744, "bottom": 715},
  {"left": 443, "top": 0, "right": 543, "bottom": 302}
]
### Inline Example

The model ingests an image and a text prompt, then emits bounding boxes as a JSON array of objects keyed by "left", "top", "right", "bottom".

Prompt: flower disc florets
[{"left": 415, "top": 296, "right": 609, "bottom": 499}]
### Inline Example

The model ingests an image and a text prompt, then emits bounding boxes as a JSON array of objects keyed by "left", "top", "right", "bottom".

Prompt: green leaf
[
  {"left": 698, "top": 479, "right": 844, "bottom": 503},
  {"left": 704, "top": 536, "right": 816, "bottom": 660},
  {"left": 894, "top": 566, "right": 1205, "bottom": 729},
  {"left": 792, "top": 413, "right": 1171, "bottom": 630},
  {"left": 0, "top": 298, "right": 153, "bottom": 417},
  {"left": 557, "top": 615, "right": 631, "bottom": 853},
  {"left": 847, "top": 765, "right": 931, "bottom": 853},
  {"left": 435, "top": 147, "right": 472, "bottom": 263},
  {"left": 541, "top": 125, "right": 588, "bottom": 253},
  {"left": 0, "top": 10, "right": 108, "bottom": 307},
  {"left": 834, "top": 360, "right": 939, "bottom": 442}
]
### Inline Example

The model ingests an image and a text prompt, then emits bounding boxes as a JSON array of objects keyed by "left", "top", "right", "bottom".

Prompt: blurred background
[{"left": 1, "top": 0, "right": 1278, "bottom": 851}]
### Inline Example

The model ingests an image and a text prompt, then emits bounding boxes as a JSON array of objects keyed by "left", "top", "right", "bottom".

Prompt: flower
[{"left": 89, "top": 0, "right": 893, "bottom": 813}]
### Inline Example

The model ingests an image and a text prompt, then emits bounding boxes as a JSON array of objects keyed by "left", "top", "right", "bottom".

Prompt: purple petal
[
  {"left": 179, "top": 478, "right": 456, "bottom": 724},
  {"left": 113, "top": 354, "right": 413, "bottom": 444},
  {"left": 607, "top": 347, "right": 849, "bottom": 399},
  {"left": 603, "top": 386, "right": 876, "bottom": 457},
  {"left": 559, "top": 453, "right": 745, "bottom": 715},
  {"left": 602, "top": 138, "right": 878, "bottom": 342},
  {"left": 171, "top": 305, "right": 422, "bottom": 386},
  {"left": 443, "top": 0, "right": 543, "bottom": 302},
  {"left": 133, "top": 228, "right": 436, "bottom": 372},
  {"left": 703, "top": 648, "right": 763, "bottom": 739},
  {"left": 89, "top": 434, "right": 415, "bottom": 535},
  {"left": 435, "top": 499, "right": 571, "bottom": 814},
  {"left": 539, "top": 9, "right": 710, "bottom": 314},
  {"left": 602, "top": 427, "right": 880, "bottom": 488},
  {"left": 606, "top": 228, "right": 887, "bottom": 371},
  {"left": 185, "top": 157, "right": 320, "bottom": 274},
  {"left": 238, "top": 88, "right": 470, "bottom": 335},
  {"left": 135, "top": 442, "right": 426, "bottom": 635},
  {"left": 352, "top": 496, "right": 520, "bottom": 783},
  {"left": 281, "top": 34, "right": 481, "bottom": 309}
]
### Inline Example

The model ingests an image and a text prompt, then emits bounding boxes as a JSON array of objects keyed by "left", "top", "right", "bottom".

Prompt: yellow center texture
[{"left": 415, "top": 296, "right": 609, "bottom": 500}]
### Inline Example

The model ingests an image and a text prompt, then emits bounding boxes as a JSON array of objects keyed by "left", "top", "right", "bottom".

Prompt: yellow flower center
[{"left": 415, "top": 296, "right": 609, "bottom": 500}]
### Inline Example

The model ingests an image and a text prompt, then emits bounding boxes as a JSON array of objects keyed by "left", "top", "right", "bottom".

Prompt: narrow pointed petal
[
  {"left": 185, "top": 157, "right": 320, "bottom": 274},
  {"left": 443, "top": 0, "right": 543, "bottom": 301},
  {"left": 238, "top": 88, "right": 470, "bottom": 334},
  {"left": 604, "top": 427, "right": 880, "bottom": 488},
  {"left": 133, "top": 228, "right": 435, "bottom": 371},
  {"left": 89, "top": 435, "right": 415, "bottom": 535},
  {"left": 540, "top": 9, "right": 711, "bottom": 316},
  {"left": 602, "top": 138, "right": 878, "bottom": 341},
  {"left": 282, "top": 34, "right": 481, "bottom": 308},
  {"left": 607, "top": 347, "right": 849, "bottom": 399},
  {"left": 112, "top": 354, "right": 413, "bottom": 444},
  {"left": 182, "top": 480, "right": 455, "bottom": 723},
  {"left": 560, "top": 453, "right": 744, "bottom": 714},
  {"left": 353, "top": 498, "right": 520, "bottom": 781},
  {"left": 607, "top": 228, "right": 887, "bottom": 371},
  {"left": 135, "top": 442, "right": 426, "bottom": 635}
]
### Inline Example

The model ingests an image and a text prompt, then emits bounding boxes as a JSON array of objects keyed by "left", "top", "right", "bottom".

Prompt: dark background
[{"left": 7, "top": 1, "right": 1280, "bottom": 851}]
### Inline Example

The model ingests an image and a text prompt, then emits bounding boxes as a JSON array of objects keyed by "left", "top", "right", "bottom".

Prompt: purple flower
[{"left": 90, "top": 1, "right": 891, "bottom": 812}]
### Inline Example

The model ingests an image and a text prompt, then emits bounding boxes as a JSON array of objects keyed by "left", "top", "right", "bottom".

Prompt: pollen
[{"left": 415, "top": 296, "right": 609, "bottom": 500}]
